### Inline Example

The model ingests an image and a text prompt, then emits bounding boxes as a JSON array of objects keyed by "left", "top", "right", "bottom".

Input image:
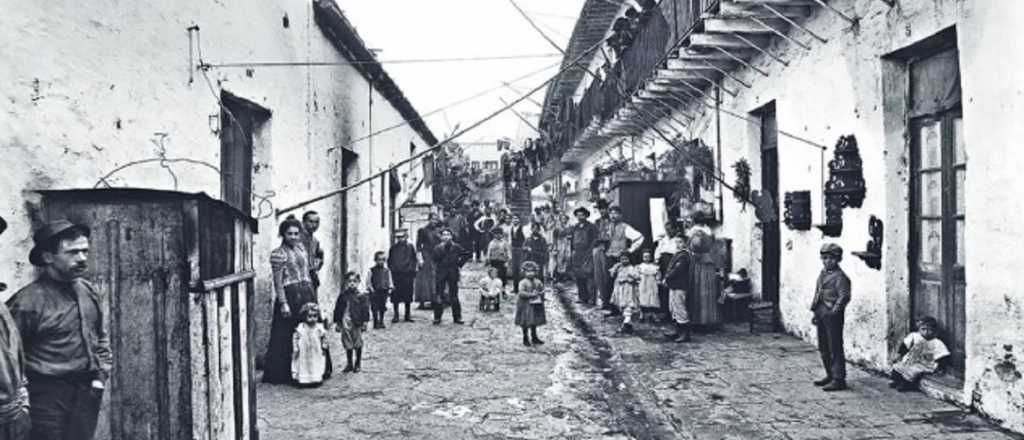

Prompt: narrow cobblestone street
[{"left": 257, "top": 262, "right": 1021, "bottom": 440}]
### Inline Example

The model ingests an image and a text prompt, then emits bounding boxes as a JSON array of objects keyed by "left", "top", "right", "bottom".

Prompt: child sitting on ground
[
  {"left": 636, "top": 250, "right": 661, "bottom": 323},
  {"left": 292, "top": 302, "right": 329, "bottom": 386},
  {"left": 514, "top": 261, "right": 547, "bottom": 346},
  {"left": 479, "top": 265, "right": 504, "bottom": 312},
  {"left": 610, "top": 253, "right": 640, "bottom": 333},
  {"left": 334, "top": 271, "right": 370, "bottom": 373},
  {"left": 718, "top": 268, "right": 752, "bottom": 304},
  {"left": 889, "top": 316, "right": 951, "bottom": 392}
]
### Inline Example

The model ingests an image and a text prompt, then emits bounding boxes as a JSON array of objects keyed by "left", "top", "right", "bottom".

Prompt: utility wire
[
  {"left": 276, "top": 38, "right": 609, "bottom": 216},
  {"left": 199, "top": 53, "right": 563, "bottom": 69},
  {"left": 326, "top": 58, "right": 562, "bottom": 153}
]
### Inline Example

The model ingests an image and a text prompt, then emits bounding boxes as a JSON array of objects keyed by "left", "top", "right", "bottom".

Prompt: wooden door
[
  {"left": 910, "top": 110, "right": 966, "bottom": 376},
  {"left": 908, "top": 46, "right": 965, "bottom": 377},
  {"left": 758, "top": 104, "right": 780, "bottom": 305}
]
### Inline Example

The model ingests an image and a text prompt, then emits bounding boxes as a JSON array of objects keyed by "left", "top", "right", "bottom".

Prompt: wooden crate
[
  {"left": 748, "top": 301, "right": 777, "bottom": 333},
  {"left": 39, "top": 189, "right": 258, "bottom": 440}
]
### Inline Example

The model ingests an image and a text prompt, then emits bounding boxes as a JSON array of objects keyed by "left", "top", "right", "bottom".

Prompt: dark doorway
[
  {"left": 220, "top": 93, "right": 270, "bottom": 216},
  {"left": 755, "top": 102, "right": 780, "bottom": 306},
  {"left": 907, "top": 41, "right": 965, "bottom": 377}
]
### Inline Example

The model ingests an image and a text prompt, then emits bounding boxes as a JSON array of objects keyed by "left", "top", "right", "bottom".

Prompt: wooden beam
[
  {"left": 716, "top": 3, "right": 810, "bottom": 19},
  {"left": 704, "top": 18, "right": 789, "bottom": 34},
  {"left": 691, "top": 33, "right": 770, "bottom": 50},
  {"left": 654, "top": 69, "right": 707, "bottom": 81},
  {"left": 665, "top": 58, "right": 735, "bottom": 71}
]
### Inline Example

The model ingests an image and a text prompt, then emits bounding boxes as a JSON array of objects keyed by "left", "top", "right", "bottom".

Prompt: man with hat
[
  {"left": 810, "top": 242, "right": 852, "bottom": 392},
  {"left": 387, "top": 228, "right": 418, "bottom": 323},
  {"left": 569, "top": 207, "right": 597, "bottom": 305},
  {"left": 592, "top": 200, "right": 613, "bottom": 311},
  {"left": 0, "top": 215, "right": 31, "bottom": 439},
  {"left": 8, "top": 220, "right": 112, "bottom": 439}
]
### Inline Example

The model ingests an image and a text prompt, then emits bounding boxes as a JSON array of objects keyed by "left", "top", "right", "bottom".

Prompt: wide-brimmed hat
[
  {"left": 573, "top": 207, "right": 591, "bottom": 217},
  {"left": 29, "top": 219, "right": 90, "bottom": 266}
]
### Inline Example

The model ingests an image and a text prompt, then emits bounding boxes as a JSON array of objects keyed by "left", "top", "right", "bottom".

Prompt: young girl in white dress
[
  {"left": 610, "top": 253, "right": 640, "bottom": 333},
  {"left": 292, "top": 302, "right": 328, "bottom": 386},
  {"left": 636, "top": 250, "right": 661, "bottom": 322}
]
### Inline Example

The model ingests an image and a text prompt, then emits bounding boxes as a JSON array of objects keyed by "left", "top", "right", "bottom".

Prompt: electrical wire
[
  {"left": 276, "top": 37, "right": 610, "bottom": 216},
  {"left": 199, "top": 53, "right": 564, "bottom": 69}
]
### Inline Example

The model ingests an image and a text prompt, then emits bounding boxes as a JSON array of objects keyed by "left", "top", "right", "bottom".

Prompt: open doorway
[{"left": 753, "top": 102, "right": 780, "bottom": 310}]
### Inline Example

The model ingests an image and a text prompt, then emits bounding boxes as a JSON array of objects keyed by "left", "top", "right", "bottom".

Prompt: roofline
[{"left": 312, "top": 0, "right": 440, "bottom": 146}]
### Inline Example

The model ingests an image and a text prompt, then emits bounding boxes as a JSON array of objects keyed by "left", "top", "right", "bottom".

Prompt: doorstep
[{"left": 919, "top": 373, "right": 967, "bottom": 407}]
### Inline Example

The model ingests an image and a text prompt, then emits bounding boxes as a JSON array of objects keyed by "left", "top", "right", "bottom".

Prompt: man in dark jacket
[
  {"left": 388, "top": 229, "right": 418, "bottom": 323},
  {"left": 432, "top": 228, "right": 471, "bottom": 325},
  {"left": 569, "top": 207, "right": 597, "bottom": 305},
  {"left": 811, "top": 243, "right": 852, "bottom": 391},
  {"left": 0, "top": 215, "right": 30, "bottom": 439},
  {"left": 662, "top": 237, "right": 692, "bottom": 343},
  {"left": 8, "top": 220, "right": 112, "bottom": 440}
]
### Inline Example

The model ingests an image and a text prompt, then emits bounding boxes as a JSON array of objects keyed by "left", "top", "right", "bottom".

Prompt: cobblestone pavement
[{"left": 257, "top": 262, "right": 1021, "bottom": 440}]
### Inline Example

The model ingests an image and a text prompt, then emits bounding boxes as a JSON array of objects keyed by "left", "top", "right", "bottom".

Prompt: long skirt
[
  {"left": 414, "top": 254, "right": 435, "bottom": 303},
  {"left": 510, "top": 247, "right": 524, "bottom": 292},
  {"left": 687, "top": 259, "right": 722, "bottom": 326},
  {"left": 514, "top": 297, "right": 546, "bottom": 327},
  {"left": 263, "top": 282, "right": 316, "bottom": 384}
]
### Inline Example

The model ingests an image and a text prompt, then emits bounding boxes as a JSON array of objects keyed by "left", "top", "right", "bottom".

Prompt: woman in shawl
[
  {"left": 263, "top": 216, "right": 316, "bottom": 384},
  {"left": 687, "top": 225, "right": 723, "bottom": 326}
]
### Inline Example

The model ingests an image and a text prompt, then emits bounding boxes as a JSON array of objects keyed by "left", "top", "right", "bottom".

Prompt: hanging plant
[{"left": 732, "top": 158, "right": 752, "bottom": 209}]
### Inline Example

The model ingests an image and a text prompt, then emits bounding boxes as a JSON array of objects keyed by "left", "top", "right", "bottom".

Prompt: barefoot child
[
  {"left": 334, "top": 271, "right": 370, "bottom": 373},
  {"left": 514, "top": 261, "right": 547, "bottom": 346},
  {"left": 889, "top": 316, "right": 950, "bottom": 392},
  {"left": 636, "top": 250, "right": 661, "bottom": 322},
  {"left": 611, "top": 253, "right": 640, "bottom": 333},
  {"left": 292, "top": 303, "right": 329, "bottom": 386}
]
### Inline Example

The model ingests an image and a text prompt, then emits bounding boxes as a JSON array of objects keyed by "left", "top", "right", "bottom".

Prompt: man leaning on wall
[{"left": 7, "top": 220, "right": 112, "bottom": 440}]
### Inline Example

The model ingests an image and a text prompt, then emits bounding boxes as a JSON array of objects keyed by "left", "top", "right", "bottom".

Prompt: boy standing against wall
[{"left": 810, "top": 243, "right": 852, "bottom": 392}]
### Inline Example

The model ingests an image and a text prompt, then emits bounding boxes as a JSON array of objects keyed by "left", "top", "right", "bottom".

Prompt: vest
[
  {"left": 370, "top": 266, "right": 390, "bottom": 291},
  {"left": 606, "top": 222, "right": 630, "bottom": 256}
]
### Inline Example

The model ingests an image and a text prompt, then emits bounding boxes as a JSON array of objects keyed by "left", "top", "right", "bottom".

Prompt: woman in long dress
[
  {"left": 687, "top": 228, "right": 722, "bottom": 326},
  {"left": 414, "top": 214, "right": 442, "bottom": 309},
  {"left": 263, "top": 217, "right": 316, "bottom": 384}
]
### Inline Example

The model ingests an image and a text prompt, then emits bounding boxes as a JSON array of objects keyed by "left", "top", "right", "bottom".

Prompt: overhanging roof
[
  {"left": 539, "top": 0, "right": 623, "bottom": 126},
  {"left": 313, "top": 0, "right": 439, "bottom": 146}
]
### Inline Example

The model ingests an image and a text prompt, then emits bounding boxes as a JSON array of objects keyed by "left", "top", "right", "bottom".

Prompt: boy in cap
[{"left": 810, "top": 243, "right": 852, "bottom": 391}]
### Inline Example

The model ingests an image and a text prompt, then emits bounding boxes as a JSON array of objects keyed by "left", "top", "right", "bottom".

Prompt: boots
[
  {"left": 404, "top": 303, "right": 414, "bottom": 322},
  {"left": 353, "top": 347, "right": 363, "bottom": 373},
  {"left": 343, "top": 350, "right": 354, "bottom": 373},
  {"left": 530, "top": 327, "right": 544, "bottom": 345},
  {"left": 392, "top": 307, "right": 400, "bottom": 323},
  {"left": 522, "top": 328, "right": 531, "bottom": 347},
  {"left": 822, "top": 379, "right": 847, "bottom": 392},
  {"left": 673, "top": 323, "right": 691, "bottom": 343}
]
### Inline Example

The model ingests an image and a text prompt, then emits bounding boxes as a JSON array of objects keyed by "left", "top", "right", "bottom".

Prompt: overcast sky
[{"left": 338, "top": 0, "right": 587, "bottom": 144}]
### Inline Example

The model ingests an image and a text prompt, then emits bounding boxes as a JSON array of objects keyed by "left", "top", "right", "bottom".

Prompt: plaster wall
[
  {"left": 575, "top": 0, "right": 1024, "bottom": 431},
  {"left": 0, "top": 0, "right": 433, "bottom": 360}
]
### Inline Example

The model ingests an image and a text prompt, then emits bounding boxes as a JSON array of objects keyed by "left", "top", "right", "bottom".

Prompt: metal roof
[{"left": 539, "top": 0, "right": 623, "bottom": 127}]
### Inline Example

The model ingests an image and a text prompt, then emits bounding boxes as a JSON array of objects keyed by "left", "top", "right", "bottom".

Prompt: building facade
[
  {"left": 1, "top": 0, "right": 437, "bottom": 358},
  {"left": 538, "top": 0, "right": 1024, "bottom": 432}
]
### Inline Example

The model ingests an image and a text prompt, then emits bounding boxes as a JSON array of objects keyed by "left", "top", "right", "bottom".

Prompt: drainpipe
[{"left": 716, "top": 86, "right": 724, "bottom": 223}]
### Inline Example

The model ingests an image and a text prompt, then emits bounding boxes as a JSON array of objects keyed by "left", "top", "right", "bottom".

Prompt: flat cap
[{"left": 820, "top": 243, "right": 843, "bottom": 256}]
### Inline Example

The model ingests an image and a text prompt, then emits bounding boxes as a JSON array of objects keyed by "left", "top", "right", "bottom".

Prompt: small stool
[{"left": 748, "top": 301, "right": 776, "bottom": 333}]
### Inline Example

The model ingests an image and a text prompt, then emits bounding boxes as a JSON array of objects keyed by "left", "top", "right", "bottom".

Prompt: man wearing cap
[
  {"left": 570, "top": 207, "right": 597, "bottom": 305},
  {"left": 387, "top": 229, "right": 418, "bottom": 323},
  {"left": 810, "top": 243, "right": 852, "bottom": 392},
  {"left": 432, "top": 228, "right": 471, "bottom": 325},
  {"left": 603, "top": 206, "right": 644, "bottom": 316},
  {"left": 0, "top": 216, "right": 30, "bottom": 439},
  {"left": 8, "top": 220, "right": 112, "bottom": 439}
]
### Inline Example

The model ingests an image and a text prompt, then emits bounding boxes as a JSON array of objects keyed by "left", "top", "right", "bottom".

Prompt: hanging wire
[{"left": 198, "top": 53, "right": 564, "bottom": 69}]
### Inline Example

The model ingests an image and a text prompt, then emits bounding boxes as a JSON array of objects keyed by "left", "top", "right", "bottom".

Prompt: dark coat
[
  {"left": 525, "top": 235, "right": 548, "bottom": 264},
  {"left": 432, "top": 241, "right": 471, "bottom": 280},
  {"left": 334, "top": 287, "right": 370, "bottom": 327},
  {"left": 810, "top": 268, "right": 851, "bottom": 315},
  {"left": 663, "top": 249, "right": 692, "bottom": 290},
  {"left": 387, "top": 241, "right": 417, "bottom": 274},
  {"left": 569, "top": 221, "right": 597, "bottom": 277}
]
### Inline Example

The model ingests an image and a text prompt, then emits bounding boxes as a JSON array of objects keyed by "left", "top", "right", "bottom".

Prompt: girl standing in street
[
  {"left": 610, "top": 253, "right": 640, "bottom": 333},
  {"left": 514, "top": 261, "right": 547, "bottom": 346},
  {"left": 292, "top": 303, "right": 328, "bottom": 386},
  {"left": 487, "top": 229, "right": 511, "bottom": 298},
  {"left": 636, "top": 250, "right": 661, "bottom": 322},
  {"left": 334, "top": 271, "right": 370, "bottom": 373},
  {"left": 263, "top": 216, "right": 316, "bottom": 384}
]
